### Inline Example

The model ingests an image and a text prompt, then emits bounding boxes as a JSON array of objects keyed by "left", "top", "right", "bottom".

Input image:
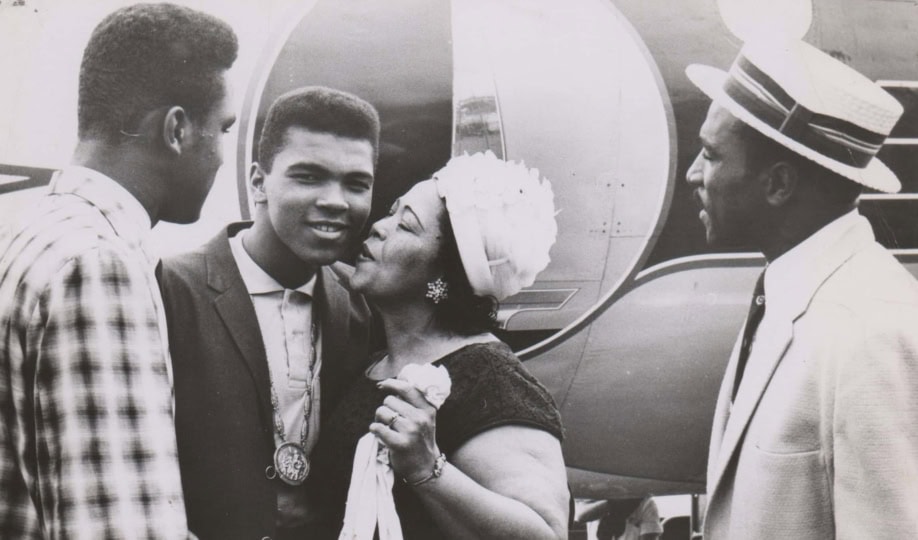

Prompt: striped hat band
[{"left": 724, "top": 55, "right": 887, "bottom": 169}]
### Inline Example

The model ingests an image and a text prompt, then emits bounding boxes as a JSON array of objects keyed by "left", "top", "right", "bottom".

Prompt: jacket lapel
[
  {"left": 708, "top": 318, "right": 794, "bottom": 498},
  {"left": 206, "top": 225, "right": 274, "bottom": 440},
  {"left": 316, "top": 266, "right": 355, "bottom": 420},
  {"left": 707, "top": 332, "right": 741, "bottom": 487}
]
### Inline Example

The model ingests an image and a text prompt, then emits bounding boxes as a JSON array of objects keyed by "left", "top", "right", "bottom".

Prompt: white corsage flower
[
  {"left": 434, "top": 151, "right": 558, "bottom": 301},
  {"left": 340, "top": 365, "right": 451, "bottom": 540},
  {"left": 397, "top": 363, "right": 452, "bottom": 409}
]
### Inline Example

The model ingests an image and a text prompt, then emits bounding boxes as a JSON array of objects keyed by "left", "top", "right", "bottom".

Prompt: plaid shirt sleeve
[{"left": 19, "top": 246, "right": 190, "bottom": 539}]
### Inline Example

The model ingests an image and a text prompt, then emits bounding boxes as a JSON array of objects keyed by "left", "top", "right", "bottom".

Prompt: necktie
[
  {"left": 732, "top": 271, "right": 766, "bottom": 401},
  {"left": 282, "top": 289, "right": 315, "bottom": 387}
]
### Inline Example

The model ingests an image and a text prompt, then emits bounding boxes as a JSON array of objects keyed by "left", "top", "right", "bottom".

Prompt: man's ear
[
  {"left": 162, "top": 106, "right": 189, "bottom": 155},
  {"left": 250, "top": 162, "right": 267, "bottom": 205},
  {"left": 763, "top": 161, "right": 798, "bottom": 208}
]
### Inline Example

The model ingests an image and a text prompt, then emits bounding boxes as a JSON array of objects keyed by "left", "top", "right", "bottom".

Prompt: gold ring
[{"left": 388, "top": 414, "right": 401, "bottom": 428}]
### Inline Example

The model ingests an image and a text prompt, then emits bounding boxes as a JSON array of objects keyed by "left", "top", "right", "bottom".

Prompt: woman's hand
[{"left": 369, "top": 378, "right": 441, "bottom": 483}]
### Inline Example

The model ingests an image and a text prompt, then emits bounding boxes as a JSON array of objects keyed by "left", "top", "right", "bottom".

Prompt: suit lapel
[
  {"left": 707, "top": 333, "right": 740, "bottom": 487},
  {"left": 708, "top": 318, "right": 794, "bottom": 498},
  {"left": 205, "top": 226, "right": 274, "bottom": 439},
  {"left": 316, "top": 265, "right": 370, "bottom": 425},
  {"left": 317, "top": 267, "right": 347, "bottom": 416}
]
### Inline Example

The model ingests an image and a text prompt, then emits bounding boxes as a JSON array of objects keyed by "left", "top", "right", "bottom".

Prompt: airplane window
[{"left": 454, "top": 96, "right": 505, "bottom": 158}]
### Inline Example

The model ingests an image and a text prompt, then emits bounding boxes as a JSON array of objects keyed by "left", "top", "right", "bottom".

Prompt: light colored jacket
[{"left": 704, "top": 214, "right": 918, "bottom": 539}]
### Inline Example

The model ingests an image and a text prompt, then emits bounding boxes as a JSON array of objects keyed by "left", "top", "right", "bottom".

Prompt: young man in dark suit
[{"left": 160, "top": 87, "right": 381, "bottom": 540}]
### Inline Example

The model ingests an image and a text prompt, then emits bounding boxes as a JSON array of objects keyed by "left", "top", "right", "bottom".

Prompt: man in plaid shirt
[{"left": 0, "top": 4, "right": 238, "bottom": 538}]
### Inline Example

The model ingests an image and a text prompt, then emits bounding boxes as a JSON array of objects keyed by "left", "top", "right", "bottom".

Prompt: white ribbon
[
  {"left": 338, "top": 364, "right": 452, "bottom": 540},
  {"left": 338, "top": 435, "right": 403, "bottom": 540}
]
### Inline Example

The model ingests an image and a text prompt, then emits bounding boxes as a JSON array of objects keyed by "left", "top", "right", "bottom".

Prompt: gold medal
[{"left": 274, "top": 441, "right": 309, "bottom": 486}]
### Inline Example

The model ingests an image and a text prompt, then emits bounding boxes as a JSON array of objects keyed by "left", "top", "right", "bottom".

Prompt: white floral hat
[
  {"left": 433, "top": 151, "right": 557, "bottom": 301},
  {"left": 687, "top": 38, "right": 904, "bottom": 193}
]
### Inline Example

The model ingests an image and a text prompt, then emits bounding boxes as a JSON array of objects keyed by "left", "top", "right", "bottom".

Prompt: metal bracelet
[{"left": 404, "top": 453, "right": 447, "bottom": 486}]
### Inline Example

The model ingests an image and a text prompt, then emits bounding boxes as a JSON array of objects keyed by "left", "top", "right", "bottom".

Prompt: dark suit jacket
[{"left": 160, "top": 223, "right": 378, "bottom": 540}]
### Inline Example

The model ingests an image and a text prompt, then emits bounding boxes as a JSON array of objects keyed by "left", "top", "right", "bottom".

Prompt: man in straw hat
[{"left": 685, "top": 38, "right": 918, "bottom": 538}]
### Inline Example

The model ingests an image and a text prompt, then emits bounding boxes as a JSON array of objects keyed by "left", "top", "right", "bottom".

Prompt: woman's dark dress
[{"left": 307, "top": 341, "right": 563, "bottom": 539}]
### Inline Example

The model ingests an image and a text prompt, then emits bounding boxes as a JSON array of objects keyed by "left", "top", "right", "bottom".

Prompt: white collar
[
  {"left": 764, "top": 209, "right": 868, "bottom": 316},
  {"left": 229, "top": 229, "right": 316, "bottom": 296}
]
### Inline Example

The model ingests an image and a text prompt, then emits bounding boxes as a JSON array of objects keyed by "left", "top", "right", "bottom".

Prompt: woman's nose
[{"left": 369, "top": 218, "right": 388, "bottom": 240}]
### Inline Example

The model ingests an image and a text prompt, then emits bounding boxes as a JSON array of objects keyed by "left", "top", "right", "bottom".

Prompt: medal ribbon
[{"left": 269, "top": 289, "right": 319, "bottom": 485}]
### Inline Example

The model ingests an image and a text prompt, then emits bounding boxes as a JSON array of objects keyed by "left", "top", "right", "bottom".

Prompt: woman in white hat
[{"left": 308, "top": 151, "right": 569, "bottom": 539}]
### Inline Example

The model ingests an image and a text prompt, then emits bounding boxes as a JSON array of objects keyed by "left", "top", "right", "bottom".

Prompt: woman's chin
[{"left": 349, "top": 266, "right": 372, "bottom": 294}]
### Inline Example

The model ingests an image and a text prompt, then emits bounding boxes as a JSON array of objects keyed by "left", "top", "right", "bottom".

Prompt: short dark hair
[
  {"left": 78, "top": 3, "right": 238, "bottom": 142},
  {"left": 257, "top": 86, "right": 381, "bottom": 172},
  {"left": 433, "top": 211, "right": 499, "bottom": 335},
  {"left": 737, "top": 122, "right": 862, "bottom": 206}
]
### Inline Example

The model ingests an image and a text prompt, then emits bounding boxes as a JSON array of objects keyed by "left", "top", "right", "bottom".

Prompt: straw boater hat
[{"left": 686, "top": 39, "right": 904, "bottom": 193}]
